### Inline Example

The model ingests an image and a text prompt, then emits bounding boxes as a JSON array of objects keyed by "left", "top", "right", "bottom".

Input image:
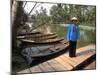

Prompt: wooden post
[{"left": 12, "top": 1, "right": 23, "bottom": 51}]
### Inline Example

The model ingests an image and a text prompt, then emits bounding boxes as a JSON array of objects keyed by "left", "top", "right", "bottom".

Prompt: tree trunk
[{"left": 12, "top": 1, "right": 23, "bottom": 51}]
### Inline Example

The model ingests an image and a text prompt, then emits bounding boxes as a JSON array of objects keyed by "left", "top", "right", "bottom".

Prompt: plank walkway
[{"left": 17, "top": 44, "right": 96, "bottom": 74}]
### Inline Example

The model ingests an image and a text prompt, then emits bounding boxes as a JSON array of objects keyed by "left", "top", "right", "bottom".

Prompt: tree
[
  {"left": 50, "top": 4, "right": 69, "bottom": 24},
  {"left": 31, "top": 6, "right": 50, "bottom": 28},
  {"left": 12, "top": 1, "right": 28, "bottom": 51}
]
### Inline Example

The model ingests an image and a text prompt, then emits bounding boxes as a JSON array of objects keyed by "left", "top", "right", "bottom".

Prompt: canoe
[
  {"left": 17, "top": 31, "right": 41, "bottom": 36},
  {"left": 26, "top": 33, "right": 56, "bottom": 39},
  {"left": 21, "top": 41, "right": 69, "bottom": 60},
  {"left": 17, "top": 33, "right": 57, "bottom": 39},
  {"left": 20, "top": 37, "right": 64, "bottom": 44}
]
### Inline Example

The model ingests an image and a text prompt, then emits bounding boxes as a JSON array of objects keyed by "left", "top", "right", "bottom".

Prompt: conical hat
[{"left": 71, "top": 17, "right": 78, "bottom": 21}]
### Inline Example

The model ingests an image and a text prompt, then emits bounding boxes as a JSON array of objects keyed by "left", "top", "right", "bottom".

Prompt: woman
[{"left": 67, "top": 17, "right": 80, "bottom": 57}]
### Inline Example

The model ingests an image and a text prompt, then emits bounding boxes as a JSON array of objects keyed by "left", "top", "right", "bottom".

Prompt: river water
[{"left": 44, "top": 24, "right": 96, "bottom": 48}]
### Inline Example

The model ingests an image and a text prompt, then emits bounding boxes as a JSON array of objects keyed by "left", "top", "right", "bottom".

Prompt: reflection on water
[{"left": 46, "top": 24, "right": 96, "bottom": 48}]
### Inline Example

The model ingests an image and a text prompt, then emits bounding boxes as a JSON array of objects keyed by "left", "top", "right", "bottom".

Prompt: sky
[{"left": 23, "top": 2, "right": 56, "bottom": 15}]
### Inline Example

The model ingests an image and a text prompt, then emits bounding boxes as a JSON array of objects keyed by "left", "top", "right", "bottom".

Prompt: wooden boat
[
  {"left": 17, "top": 31, "right": 41, "bottom": 36},
  {"left": 22, "top": 41, "right": 69, "bottom": 60},
  {"left": 17, "top": 33, "right": 57, "bottom": 39},
  {"left": 20, "top": 37, "right": 64, "bottom": 44}
]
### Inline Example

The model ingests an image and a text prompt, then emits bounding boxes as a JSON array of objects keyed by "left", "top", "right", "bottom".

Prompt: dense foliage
[{"left": 31, "top": 4, "right": 96, "bottom": 26}]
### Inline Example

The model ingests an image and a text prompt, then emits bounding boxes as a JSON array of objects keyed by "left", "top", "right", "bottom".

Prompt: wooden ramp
[{"left": 17, "top": 44, "right": 96, "bottom": 74}]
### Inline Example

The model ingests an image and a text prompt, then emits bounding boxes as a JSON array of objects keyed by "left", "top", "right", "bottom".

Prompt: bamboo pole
[
  {"left": 23, "top": 1, "right": 27, "bottom": 8},
  {"left": 28, "top": 2, "right": 37, "bottom": 16}
]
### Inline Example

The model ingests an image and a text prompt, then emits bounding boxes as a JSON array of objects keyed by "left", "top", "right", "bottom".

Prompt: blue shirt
[{"left": 67, "top": 23, "right": 80, "bottom": 41}]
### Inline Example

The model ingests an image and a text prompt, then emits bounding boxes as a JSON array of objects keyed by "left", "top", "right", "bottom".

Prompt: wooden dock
[{"left": 17, "top": 44, "right": 96, "bottom": 74}]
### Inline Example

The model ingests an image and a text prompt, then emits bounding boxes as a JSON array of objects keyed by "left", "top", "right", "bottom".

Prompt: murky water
[{"left": 45, "top": 24, "right": 96, "bottom": 48}]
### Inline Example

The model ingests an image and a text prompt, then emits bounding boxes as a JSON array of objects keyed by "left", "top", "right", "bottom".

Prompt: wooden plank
[
  {"left": 30, "top": 65, "right": 42, "bottom": 73},
  {"left": 54, "top": 56, "right": 73, "bottom": 70},
  {"left": 63, "top": 54, "right": 78, "bottom": 64},
  {"left": 21, "top": 39, "right": 35, "bottom": 43},
  {"left": 24, "top": 34, "right": 57, "bottom": 40},
  {"left": 17, "top": 68, "right": 31, "bottom": 74},
  {"left": 21, "top": 37, "right": 63, "bottom": 44},
  {"left": 59, "top": 55, "right": 77, "bottom": 67},
  {"left": 62, "top": 45, "right": 96, "bottom": 70},
  {"left": 47, "top": 59, "right": 67, "bottom": 71},
  {"left": 30, "top": 61, "right": 55, "bottom": 73},
  {"left": 74, "top": 52, "right": 95, "bottom": 65},
  {"left": 79, "top": 45, "right": 95, "bottom": 51},
  {"left": 63, "top": 45, "right": 95, "bottom": 62},
  {"left": 25, "top": 33, "right": 55, "bottom": 38},
  {"left": 38, "top": 63, "right": 54, "bottom": 72},
  {"left": 36, "top": 34, "right": 57, "bottom": 40},
  {"left": 38, "top": 62, "right": 55, "bottom": 72},
  {"left": 71, "top": 49, "right": 95, "bottom": 63}
]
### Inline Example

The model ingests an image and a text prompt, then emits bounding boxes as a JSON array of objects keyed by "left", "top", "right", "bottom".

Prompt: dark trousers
[{"left": 69, "top": 40, "right": 77, "bottom": 57}]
